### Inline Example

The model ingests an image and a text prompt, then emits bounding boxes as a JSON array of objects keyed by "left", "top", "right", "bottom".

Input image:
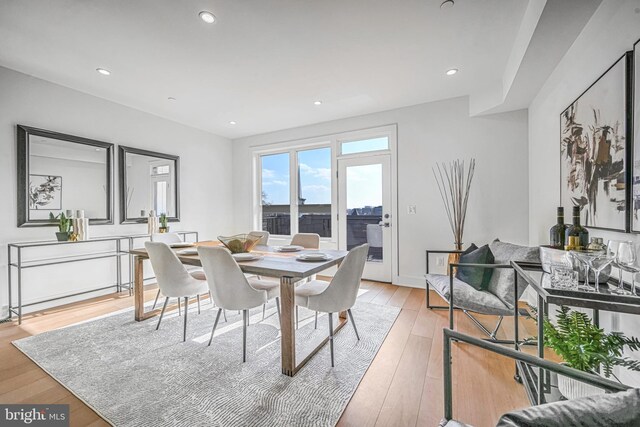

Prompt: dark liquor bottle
[
  {"left": 565, "top": 206, "right": 589, "bottom": 249},
  {"left": 549, "top": 207, "right": 567, "bottom": 249}
]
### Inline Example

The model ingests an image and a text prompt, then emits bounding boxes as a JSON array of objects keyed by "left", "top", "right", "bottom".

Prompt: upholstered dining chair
[
  {"left": 197, "top": 246, "right": 281, "bottom": 362},
  {"left": 145, "top": 242, "right": 210, "bottom": 342},
  {"left": 294, "top": 243, "right": 368, "bottom": 367},
  {"left": 290, "top": 233, "right": 321, "bottom": 327},
  {"left": 249, "top": 230, "right": 270, "bottom": 246},
  {"left": 291, "top": 233, "right": 320, "bottom": 249},
  {"left": 149, "top": 233, "right": 209, "bottom": 311}
]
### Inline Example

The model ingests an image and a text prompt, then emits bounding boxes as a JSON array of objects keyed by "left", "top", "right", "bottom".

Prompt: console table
[
  {"left": 512, "top": 261, "right": 640, "bottom": 406},
  {"left": 6, "top": 231, "right": 198, "bottom": 324}
]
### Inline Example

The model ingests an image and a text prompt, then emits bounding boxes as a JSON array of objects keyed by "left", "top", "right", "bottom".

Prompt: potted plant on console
[
  {"left": 49, "top": 212, "right": 71, "bottom": 242},
  {"left": 159, "top": 213, "right": 169, "bottom": 233},
  {"left": 544, "top": 306, "right": 640, "bottom": 399}
]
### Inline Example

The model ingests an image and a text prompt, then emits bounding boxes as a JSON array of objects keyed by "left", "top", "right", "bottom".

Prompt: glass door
[{"left": 338, "top": 154, "right": 392, "bottom": 282}]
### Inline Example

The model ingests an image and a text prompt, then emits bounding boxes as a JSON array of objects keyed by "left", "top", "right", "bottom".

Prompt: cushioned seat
[
  {"left": 294, "top": 280, "right": 330, "bottom": 307},
  {"left": 248, "top": 277, "right": 280, "bottom": 300},
  {"left": 425, "top": 273, "right": 512, "bottom": 316}
]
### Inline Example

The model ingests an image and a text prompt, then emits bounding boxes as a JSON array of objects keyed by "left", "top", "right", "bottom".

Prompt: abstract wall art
[{"left": 560, "top": 52, "right": 632, "bottom": 232}]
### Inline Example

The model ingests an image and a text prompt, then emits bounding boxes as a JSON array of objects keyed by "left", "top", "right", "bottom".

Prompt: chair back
[
  {"left": 308, "top": 244, "right": 369, "bottom": 313},
  {"left": 249, "top": 230, "right": 270, "bottom": 245},
  {"left": 366, "top": 224, "right": 383, "bottom": 248},
  {"left": 291, "top": 233, "right": 320, "bottom": 249},
  {"left": 151, "top": 233, "right": 182, "bottom": 244},
  {"left": 144, "top": 241, "right": 194, "bottom": 297},
  {"left": 197, "top": 246, "right": 267, "bottom": 310}
]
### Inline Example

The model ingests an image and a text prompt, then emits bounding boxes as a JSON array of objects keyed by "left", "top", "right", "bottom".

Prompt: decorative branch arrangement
[{"left": 433, "top": 159, "right": 476, "bottom": 249}]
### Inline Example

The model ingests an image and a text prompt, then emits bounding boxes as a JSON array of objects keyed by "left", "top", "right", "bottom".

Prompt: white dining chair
[
  {"left": 290, "top": 233, "right": 321, "bottom": 327},
  {"left": 149, "top": 232, "right": 209, "bottom": 311},
  {"left": 249, "top": 230, "right": 270, "bottom": 246},
  {"left": 294, "top": 243, "right": 368, "bottom": 367},
  {"left": 197, "top": 246, "right": 281, "bottom": 362},
  {"left": 145, "top": 241, "right": 210, "bottom": 342},
  {"left": 291, "top": 233, "right": 320, "bottom": 249}
]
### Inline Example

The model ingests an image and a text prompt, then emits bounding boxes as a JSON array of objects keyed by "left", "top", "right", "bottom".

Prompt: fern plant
[{"left": 543, "top": 306, "right": 640, "bottom": 378}]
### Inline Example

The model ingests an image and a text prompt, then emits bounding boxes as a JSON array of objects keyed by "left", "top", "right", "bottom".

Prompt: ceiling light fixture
[
  {"left": 229, "top": 121, "right": 237, "bottom": 125},
  {"left": 96, "top": 68, "right": 111, "bottom": 76},
  {"left": 446, "top": 68, "right": 458, "bottom": 76},
  {"left": 168, "top": 97, "right": 176, "bottom": 101},
  {"left": 314, "top": 100, "right": 322, "bottom": 105},
  {"left": 199, "top": 11, "right": 216, "bottom": 24},
  {"left": 440, "top": 0, "right": 454, "bottom": 9}
]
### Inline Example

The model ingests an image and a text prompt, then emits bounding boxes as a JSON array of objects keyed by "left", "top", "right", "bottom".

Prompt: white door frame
[{"left": 337, "top": 154, "right": 392, "bottom": 282}]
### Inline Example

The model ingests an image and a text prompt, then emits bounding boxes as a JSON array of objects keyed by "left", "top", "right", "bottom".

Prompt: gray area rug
[{"left": 13, "top": 298, "right": 399, "bottom": 426}]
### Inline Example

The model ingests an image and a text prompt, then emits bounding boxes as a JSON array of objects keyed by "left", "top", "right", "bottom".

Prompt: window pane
[
  {"left": 341, "top": 137, "right": 388, "bottom": 155},
  {"left": 346, "top": 164, "right": 383, "bottom": 261},
  {"left": 297, "top": 147, "right": 332, "bottom": 237},
  {"left": 261, "top": 153, "right": 290, "bottom": 235}
]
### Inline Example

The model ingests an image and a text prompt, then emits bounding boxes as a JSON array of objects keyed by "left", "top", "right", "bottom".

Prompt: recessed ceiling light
[
  {"left": 199, "top": 11, "right": 216, "bottom": 24},
  {"left": 95, "top": 148, "right": 102, "bottom": 151},
  {"left": 446, "top": 68, "right": 458, "bottom": 76},
  {"left": 229, "top": 121, "right": 237, "bottom": 125},
  {"left": 314, "top": 100, "right": 322, "bottom": 105},
  {"left": 96, "top": 68, "right": 111, "bottom": 76},
  {"left": 167, "top": 97, "right": 176, "bottom": 101},
  {"left": 440, "top": 0, "right": 454, "bottom": 9}
]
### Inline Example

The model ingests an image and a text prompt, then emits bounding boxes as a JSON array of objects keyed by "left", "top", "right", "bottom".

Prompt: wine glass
[
  {"left": 607, "top": 240, "right": 626, "bottom": 294},
  {"left": 570, "top": 250, "right": 598, "bottom": 291},
  {"left": 590, "top": 252, "right": 615, "bottom": 292},
  {"left": 616, "top": 241, "right": 638, "bottom": 296}
]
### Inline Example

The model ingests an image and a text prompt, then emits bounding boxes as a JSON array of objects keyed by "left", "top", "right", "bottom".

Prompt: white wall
[
  {"left": 232, "top": 96, "right": 529, "bottom": 287},
  {"left": 528, "top": 0, "right": 640, "bottom": 386},
  {"left": 0, "top": 66, "right": 234, "bottom": 314}
]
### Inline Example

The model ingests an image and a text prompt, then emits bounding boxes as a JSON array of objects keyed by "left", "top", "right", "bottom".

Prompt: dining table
[{"left": 128, "top": 241, "right": 349, "bottom": 376}]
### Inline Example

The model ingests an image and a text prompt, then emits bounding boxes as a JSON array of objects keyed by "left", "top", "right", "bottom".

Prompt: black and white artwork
[
  {"left": 560, "top": 53, "right": 630, "bottom": 232},
  {"left": 29, "top": 174, "right": 62, "bottom": 211}
]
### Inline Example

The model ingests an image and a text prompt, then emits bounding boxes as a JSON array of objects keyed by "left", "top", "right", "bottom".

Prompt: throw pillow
[
  {"left": 487, "top": 239, "right": 540, "bottom": 308},
  {"left": 456, "top": 244, "right": 494, "bottom": 291}
]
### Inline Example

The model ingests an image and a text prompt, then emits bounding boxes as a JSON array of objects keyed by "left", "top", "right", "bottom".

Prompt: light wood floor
[{"left": 0, "top": 281, "right": 538, "bottom": 427}]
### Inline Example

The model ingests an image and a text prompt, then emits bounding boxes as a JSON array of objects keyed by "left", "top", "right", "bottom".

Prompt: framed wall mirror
[
  {"left": 119, "top": 146, "right": 180, "bottom": 224},
  {"left": 17, "top": 125, "right": 114, "bottom": 227}
]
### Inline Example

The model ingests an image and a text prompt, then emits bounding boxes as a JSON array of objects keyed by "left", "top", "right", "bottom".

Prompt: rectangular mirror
[
  {"left": 119, "top": 146, "right": 180, "bottom": 224},
  {"left": 17, "top": 125, "right": 114, "bottom": 227}
]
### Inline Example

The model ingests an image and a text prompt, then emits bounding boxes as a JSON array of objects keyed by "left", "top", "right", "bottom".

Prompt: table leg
[
  {"left": 537, "top": 294, "right": 544, "bottom": 405},
  {"left": 134, "top": 256, "right": 145, "bottom": 321},
  {"left": 280, "top": 276, "right": 296, "bottom": 376}
]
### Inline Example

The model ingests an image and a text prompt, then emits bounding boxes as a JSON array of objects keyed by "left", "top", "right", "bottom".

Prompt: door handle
[{"left": 378, "top": 221, "right": 390, "bottom": 228}]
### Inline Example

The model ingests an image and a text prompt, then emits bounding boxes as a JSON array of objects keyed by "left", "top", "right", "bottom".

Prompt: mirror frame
[
  {"left": 17, "top": 124, "right": 114, "bottom": 227},
  {"left": 118, "top": 145, "right": 181, "bottom": 224}
]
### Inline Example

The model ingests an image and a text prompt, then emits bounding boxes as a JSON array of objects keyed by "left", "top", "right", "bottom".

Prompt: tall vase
[{"left": 447, "top": 242, "right": 463, "bottom": 276}]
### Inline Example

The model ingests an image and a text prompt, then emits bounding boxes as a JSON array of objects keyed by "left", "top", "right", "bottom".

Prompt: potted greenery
[
  {"left": 543, "top": 306, "right": 640, "bottom": 399},
  {"left": 49, "top": 212, "right": 71, "bottom": 241},
  {"left": 159, "top": 213, "right": 169, "bottom": 233}
]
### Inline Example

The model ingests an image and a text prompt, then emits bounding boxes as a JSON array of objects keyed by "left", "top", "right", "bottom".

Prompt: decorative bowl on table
[{"left": 217, "top": 234, "right": 261, "bottom": 254}]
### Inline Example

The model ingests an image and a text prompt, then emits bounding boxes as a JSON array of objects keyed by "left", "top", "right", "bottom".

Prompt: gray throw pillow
[
  {"left": 455, "top": 244, "right": 494, "bottom": 291},
  {"left": 487, "top": 239, "right": 539, "bottom": 308}
]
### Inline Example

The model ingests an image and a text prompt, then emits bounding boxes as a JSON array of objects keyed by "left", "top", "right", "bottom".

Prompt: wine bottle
[
  {"left": 565, "top": 206, "right": 589, "bottom": 249},
  {"left": 549, "top": 207, "right": 567, "bottom": 249}
]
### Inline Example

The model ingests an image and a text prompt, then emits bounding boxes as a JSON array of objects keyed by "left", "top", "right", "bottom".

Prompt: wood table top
[{"left": 129, "top": 241, "right": 348, "bottom": 279}]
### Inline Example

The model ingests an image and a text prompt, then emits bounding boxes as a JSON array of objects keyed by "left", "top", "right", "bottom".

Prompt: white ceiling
[{"left": 0, "top": 1, "right": 593, "bottom": 139}]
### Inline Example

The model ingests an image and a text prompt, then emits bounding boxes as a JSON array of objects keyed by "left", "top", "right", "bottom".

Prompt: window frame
[{"left": 252, "top": 124, "right": 396, "bottom": 246}]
